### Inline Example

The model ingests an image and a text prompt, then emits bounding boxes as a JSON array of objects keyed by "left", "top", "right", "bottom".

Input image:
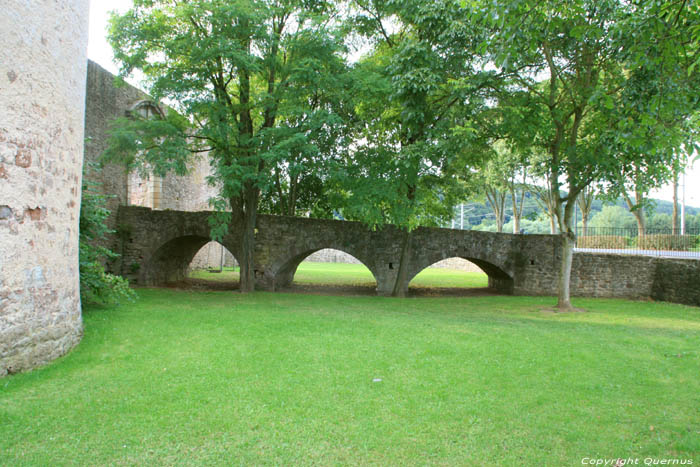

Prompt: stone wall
[
  {"left": 651, "top": 259, "right": 700, "bottom": 306},
  {"left": 115, "top": 207, "right": 700, "bottom": 306},
  {"left": 428, "top": 257, "right": 484, "bottom": 273},
  {"left": 571, "top": 253, "right": 700, "bottom": 306},
  {"left": 571, "top": 253, "right": 658, "bottom": 299},
  {"left": 189, "top": 242, "right": 237, "bottom": 270},
  {"left": 85, "top": 61, "right": 148, "bottom": 220},
  {"left": 302, "top": 249, "right": 483, "bottom": 273},
  {"left": 304, "top": 248, "right": 362, "bottom": 264},
  {"left": 115, "top": 207, "right": 545, "bottom": 295},
  {"left": 84, "top": 61, "right": 219, "bottom": 271},
  {"left": 0, "top": 0, "right": 89, "bottom": 376}
]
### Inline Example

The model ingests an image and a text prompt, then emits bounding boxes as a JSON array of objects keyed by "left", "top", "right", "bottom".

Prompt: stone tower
[{"left": 0, "top": 0, "right": 90, "bottom": 376}]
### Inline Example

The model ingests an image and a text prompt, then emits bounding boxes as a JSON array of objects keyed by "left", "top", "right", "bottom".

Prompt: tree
[
  {"left": 479, "top": 141, "right": 528, "bottom": 233},
  {"left": 528, "top": 177, "right": 560, "bottom": 235},
  {"left": 336, "top": 0, "right": 493, "bottom": 295},
  {"left": 481, "top": 0, "right": 700, "bottom": 309},
  {"left": 483, "top": 184, "right": 507, "bottom": 233},
  {"left": 106, "top": 0, "right": 348, "bottom": 292},
  {"left": 619, "top": 165, "right": 652, "bottom": 236},
  {"left": 588, "top": 205, "right": 636, "bottom": 231},
  {"left": 577, "top": 185, "right": 596, "bottom": 236}
]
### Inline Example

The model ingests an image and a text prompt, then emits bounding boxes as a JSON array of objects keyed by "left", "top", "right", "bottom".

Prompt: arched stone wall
[
  {"left": 115, "top": 207, "right": 241, "bottom": 285},
  {"left": 406, "top": 256, "right": 513, "bottom": 292},
  {"left": 403, "top": 228, "right": 517, "bottom": 294},
  {"left": 271, "top": 248, "right": 379, "bottom": 290},
  {"left": 116, "top": 208, "right": 530, "bottom": 296},
  {"left": 0, "top": 0, "right": 89, "bottom": 376}
]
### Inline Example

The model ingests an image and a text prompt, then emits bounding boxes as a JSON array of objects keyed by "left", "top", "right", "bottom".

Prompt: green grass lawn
[
  {"left": 190, "top": 261, "right": 490, "bottom": 289},
  {"left": 1, "top": 289, "right": 699, "bottom": 465}
]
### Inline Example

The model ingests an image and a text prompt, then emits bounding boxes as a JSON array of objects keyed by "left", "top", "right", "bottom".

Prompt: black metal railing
[{"left": 574, "top": 227, "right": 700, "bottom": 258}]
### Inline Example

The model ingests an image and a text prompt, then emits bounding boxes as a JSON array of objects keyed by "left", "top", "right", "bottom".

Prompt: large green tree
[
  {"left": 482, "top": 0, "right": 700, "bottom": 309},
  {"left": 106, "top": 0, "right": 348, "bottom": 292},
  {"left": 336, "top": 0, "right": 494, "bottom": 295}
]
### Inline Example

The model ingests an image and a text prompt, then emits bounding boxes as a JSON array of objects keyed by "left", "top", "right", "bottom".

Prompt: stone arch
[
  {"left": 139, "top": 235, "right": 210, "bottom": 285},
  {"left": 139, "top": 235, "right": 242, "bottom": 286},
  {"left": 407, "top": 255, "right": 514, "bottom": 294},
  {"left": 267, "top": 247, "right": 380, "bottom": 291}
]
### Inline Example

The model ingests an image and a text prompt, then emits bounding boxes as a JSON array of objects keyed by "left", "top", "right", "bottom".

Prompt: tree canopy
[{"left": 106, "top": 0, "right": 350, "bottom": 291}]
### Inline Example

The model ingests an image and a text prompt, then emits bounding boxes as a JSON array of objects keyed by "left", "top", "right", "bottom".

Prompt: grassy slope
[
  {"left": 1, "top": 289, "right": 699, "bottom": 465},
  {"left": 191, "top": 262, "right": 490, "bottom": 289}
]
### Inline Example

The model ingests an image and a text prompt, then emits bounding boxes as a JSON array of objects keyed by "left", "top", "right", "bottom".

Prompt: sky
[{"left": 87, "top": 0, "right": 699, "bottom": 209}]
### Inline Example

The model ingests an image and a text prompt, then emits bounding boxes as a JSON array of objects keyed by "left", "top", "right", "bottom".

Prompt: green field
[
  {"left": 190, "top": 261, "right": 490, "bottom": 289},
  {"left": 1, "top": 284, "right": 698, "bottom": 465}
]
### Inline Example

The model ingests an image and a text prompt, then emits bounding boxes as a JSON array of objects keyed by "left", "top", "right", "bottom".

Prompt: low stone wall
[
  {"left": 571, "top": 252, "right": 700, "bottom": 307},
  {"left": 650, "top": 258, "right": 700, "bottom": 306},
  {"left": 571, "top": 254, "right": 658, "bottom": 299},
  {"left": 430, "top": 257, "right": 484, "bottom": 273},
  {"left": 189, "top": 241, "right": 237, "bottom": 270},
  {"left": 303, "top": 248, "right": 361, "bottom": 264}
]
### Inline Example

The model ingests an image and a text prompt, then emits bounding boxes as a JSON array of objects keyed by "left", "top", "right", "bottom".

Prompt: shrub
[
  {"left": 636, "top": 234, "right": 697, "bottom": 251},
  {"left": 576, "top": 235, "right": 629, "bottom": 249},
  {"left": 80, "top": 168, "right": 136, "bottom": 306}
]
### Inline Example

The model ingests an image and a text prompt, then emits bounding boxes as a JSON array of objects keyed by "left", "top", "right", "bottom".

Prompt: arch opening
[
  {"left": 186, "top": 241, "right": 240, "bottom": 290},
  {"left": 408, "top": 257, "right": 513, "bottom": 296},
  {"left": 275, "top": 248, "right": 378, "bottom": 294},
  {"left": 138, "top": 235, "right": 238, "bottom": 289}
]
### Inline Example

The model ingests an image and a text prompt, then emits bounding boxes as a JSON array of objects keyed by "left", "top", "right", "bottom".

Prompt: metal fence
[{"left": 573, "top": 227, "right": 700, "bottom": 258}]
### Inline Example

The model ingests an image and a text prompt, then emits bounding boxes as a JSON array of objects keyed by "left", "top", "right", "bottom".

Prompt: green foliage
[
  {"left": 332, "top": 0, "right": 493, "bottom": 231},
  {"left": 588, "top": 206, "right": 637, "bottom": 230},
  {"left": 106, "top": 0, "right": 351, "bottom": 217},
  {"left": 480, "top": 0, "right": 700, "bottom": 237},
  {"left": 79, "top": 170, "right": 136, "bottom": 306},
  {"left": 106, "top": 0, "right": 355, "bottom": 290},
  {"left": 577, "top": 235, "right": 630, "bottom": 249},
  {"left": 636, "top": 234, "right": 698, "bottom": 251}
]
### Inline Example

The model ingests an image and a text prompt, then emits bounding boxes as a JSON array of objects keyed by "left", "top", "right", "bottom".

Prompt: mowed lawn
[
  {"left": 1, "top": 276, "right": 699, "bottom": 464},
  {"left": 191, "top": 261, "right": 490, "bottom": 289}
]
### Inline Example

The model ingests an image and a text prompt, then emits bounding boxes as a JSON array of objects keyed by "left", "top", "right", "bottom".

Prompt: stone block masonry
[
  {"left": 115, "top": 207, "right": 561, "bottom": 296},
  {"left": 116, "top": 206, "right": 700, "bottom": 306},
  {"left": 1, "top": 0, "right": 89, "bottom": 376}
]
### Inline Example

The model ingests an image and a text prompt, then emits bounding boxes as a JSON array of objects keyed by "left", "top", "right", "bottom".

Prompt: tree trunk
[
  {"left": 510, "top": 186, "right": 520, "bottom": 234},
  {"left": 239, "top": 186, "right": 258, "bottom": 293},
  {"left": 392, "top": 229, "right": 413, "bottom": 297},
  {"left": 557, "top": 229, "right": 575, "bottom": 310},
  {"left": 672, "top": 170, "right": 679, "bottom": 235},
  {"left": 576, "top": 187, "right": 594, "bottom": 237},
  {"left": 634, "top": 213, "right": 646, "bottom": 238},
  {"left": 486, "top": 187, "right": 506, "bottom": 233},
  {"left": 556, "top": 195, "right": 577, "bottom": 310}
]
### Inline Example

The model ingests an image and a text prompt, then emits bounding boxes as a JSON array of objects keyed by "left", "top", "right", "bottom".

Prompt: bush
[
  {"left": 576, "top": 235, "right": 629, "bottom": 249},
  {"left": 79, "top": 169, "right": 136, "bottom": 306},
  {"left": 635, "top": 234, "right": 697, "bottom": 251}
]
